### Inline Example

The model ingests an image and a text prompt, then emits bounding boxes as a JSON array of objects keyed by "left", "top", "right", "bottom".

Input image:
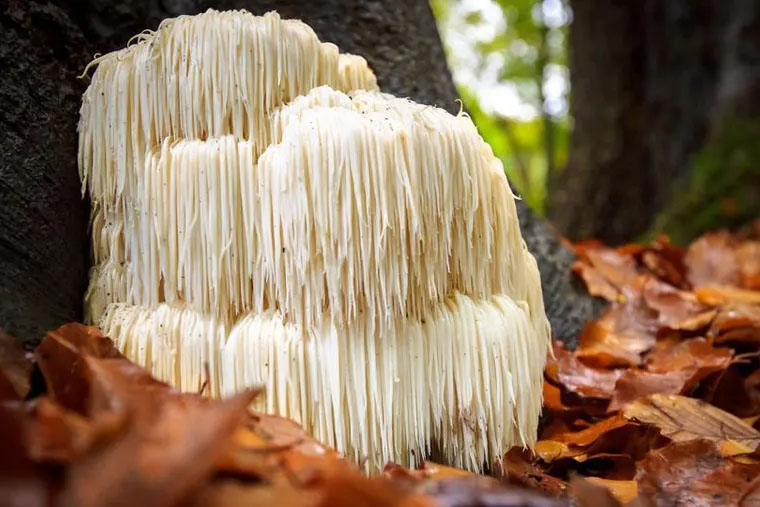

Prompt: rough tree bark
[
  {"left": 551, "top": 0, "right": 759, "bottom": 244},
  {"left": 1, "top": 0, "right": 600, "bottom": 347}
]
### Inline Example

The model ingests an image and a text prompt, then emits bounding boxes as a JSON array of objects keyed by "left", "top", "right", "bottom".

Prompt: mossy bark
[{"left": 552, "top": 0, "right": 759, "bottom": 245}]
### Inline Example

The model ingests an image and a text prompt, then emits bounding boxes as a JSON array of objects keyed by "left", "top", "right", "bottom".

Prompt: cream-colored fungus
[{"left": 79, "top": 9, "right": 550, "bottom": 473}]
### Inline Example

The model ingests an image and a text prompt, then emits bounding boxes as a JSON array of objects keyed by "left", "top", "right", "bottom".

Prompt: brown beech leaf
[
  {"left": 685, "top": 232, "right": 741, "bottom": 287},
  {"left": 416, "top": 461, "right": 473, "bottom": 480},
  {"left": 25, "top": 397, "right": 109, "bottom": 463},
  {"left": 737, "top": 241, "right": 760, "bottom": 290},
  {"left": 645, "top": 337, "right": 733, "bottom": 376},
  {"left": 607, "top": 370, "right": 694, "bottom": 413},
  {"left": 190, "top": 480, "right": 323, "bottom": 507},
  {"left": 503, "top": 447, "right": 567, "bottom": 496},
  {"left": 741, "top": 476, "right": 760, "bottom": 506},
  {"left": 546, "top": 343, "right": 624, "bottom": 399},
  {"left": 572, "top": 246, "right": 642, "bottom": 302},
  {"left": 636, "top": 439, "right": 760, "bottom": 506},
  {"left": 553, "top": 415, "right": 631, "bottom": 447},
  {"left": 62, "top": 386, "right": 257, "bottom": 507},
  {"left": 577, "top": 303, "right": 656, "bottom": 368},
  {"left": 310, "top": 468, "right": 432, "bottom": 507},
  {"left": 641, "top": 277, "right": 707, "bottom": 327},
  {"left": 573, "top": 261, "right": 624, "bottom": 303},
  {"left": 219, "top": 411, "right": 341, "bottom": 484},
  {"left": 746, "top": 370, "right": 760, "bottom": 409},
  {"left": 0, "top": 330, "right": 32, "bottom": 400},
  {"left": 703, "top": 365, "right": 760, "bottom": 418},
  {"left": 666, "top": 308, "right": 717, "bottom": 331},
  {"left": 419, "top": 477, "right": 567, "bottom": 507},
  {"left": 639, "top": 236, "right": 689, "bottom": 289},
  {"left": 623, "top": 394, "right": 760, "bottom": 453},
  {"left": 0, "top": 401, "right": 58, "bottom": 507},
  {"left": 710, "top": 303, "right": 760, "bottom": 344},
  {"left": 569, "top": 476, "right": 638, "bottom": 507},
  {"left": 541, "top": 382, "right": 586, "bottom": 422},
  {"left": 35, "top": 324, "right": 123, "bottom": 414},
  {"left": 696, "top": 285, "right": 760, "bottom": 306}
]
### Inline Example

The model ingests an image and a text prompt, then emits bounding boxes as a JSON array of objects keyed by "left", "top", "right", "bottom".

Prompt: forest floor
[{"left": 2, "top": 222, "right": 759, "bottom": 506}]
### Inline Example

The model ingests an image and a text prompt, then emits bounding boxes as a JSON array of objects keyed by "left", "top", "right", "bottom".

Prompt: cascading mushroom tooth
[{"left": 79, "top": 8, "right": 550, "bottom": 474}]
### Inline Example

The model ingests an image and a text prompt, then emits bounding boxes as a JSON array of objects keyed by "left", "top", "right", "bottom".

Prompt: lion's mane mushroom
[{"left": 78, "top": 10, "right": 550, "bottom": 472}]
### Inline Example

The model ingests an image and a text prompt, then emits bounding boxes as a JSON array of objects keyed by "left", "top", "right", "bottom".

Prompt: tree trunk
[
  {"left": 551, "top": 0, "right": 758, "bottom": 245},
  {"left": 0, "top": 0, "right": 600, "bottom": 347}
]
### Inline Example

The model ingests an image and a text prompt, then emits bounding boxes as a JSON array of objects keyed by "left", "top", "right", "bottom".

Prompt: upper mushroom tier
[{"left": 78, "top": 9, "right": 377, "bottom": 205}]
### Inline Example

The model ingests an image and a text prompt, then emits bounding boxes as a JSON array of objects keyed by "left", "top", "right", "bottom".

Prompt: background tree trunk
[
  {"left": 551, "top": 0, "right": 760, "bottom": 245},
  {"left": 1, "top": 0, "right": 600, "bottom": 347}
]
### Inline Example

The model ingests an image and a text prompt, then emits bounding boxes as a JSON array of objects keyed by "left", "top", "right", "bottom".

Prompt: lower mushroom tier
[{"left": 97, "top": 292, "right": 548, "bottom": 472}]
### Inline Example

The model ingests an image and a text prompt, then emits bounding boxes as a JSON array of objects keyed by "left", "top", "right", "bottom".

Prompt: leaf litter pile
[{"left": 2, "top": 222, "right": 760, "bottom": 506}]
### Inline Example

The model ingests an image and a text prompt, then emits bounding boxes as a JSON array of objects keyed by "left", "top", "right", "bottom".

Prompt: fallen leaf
[
  {"left": 577, "top": 303, "right": 656, "bottom": 368},
  {"left": 696, "top": 285, "right": 760, "bottom": 306},
  {"left": 419, "top": 477, "right": 567, "bottom": 506},
  {"left": 573, "top": 261, "right": 625, "bottom": 303},
  {"left": 685, "top": 232, "right": 742, "bottom": 287},
  {"left": 35, "top": 324, "right": 123, "bottom": 414},
  {"left": 0, "top": 330, "right": 32, "bottom": 399},
  {"left": 740, "top": 475, "right": 760, "bottom": 506},
  {"left": 546, "top": 343, "right": 624, "bottom": 399},
  {"left": 623, "top": 394, "right": 760, "bottom": 452},
  {"left": 503, "top": 448, "right": 567, "bottom": 496},
  {"left": 25, "top": 397, "right": 108, "bottom": 463},
  {"left": 62, "top": 385, "right": 257, "bottom": 507},
  {"left": 573, "top": 246, "right": 643, "bottom": 302},
  {"left": 636, "top": 439, "right": 760, "bottom": 506},
  {"left": 702, "top": 366, "right": 760, "bottom": 418},
  {"left": 608, "top": 370, "right": 694, "bottom": 413},
  {"left": 605, "top": 339, "right": 735, "bottom": 411},
  {"left": 641, "top": 278, "right": 707, "bottom": 327},
  {"left": 190, "top": 480, "right": 322, "bottom": 507},
  {"left": 737, "top": 241, "right": 760, "bottom": 290},
  {"left": 553, "top": 416, "right": 631, "bottom": 447},
  {"left": 577, "top": 477, "right": 637, "bottom": 505},
  {"left": 645, "top": 337, "right": 733, "bottom": 376},
  {"left": 417, "top": 461, "right": 472, "bottom": 480},
  {"left": 710, "top": 303, "right": 760, "bottom": 344},
  {"left": 747, "top": 370, "right": 760, "bottom": 410},
  {"left": 665, "top": 308, "right": 717, "bottom": 331},
  {"left": 533, "top": 440, "right": 578, "bottom": 462},
  {"left": 568, "top": 476, "right": 621, "bottom": 507},
  {"left": 639, "top": 236, "right": 689, "bottom": 289}
]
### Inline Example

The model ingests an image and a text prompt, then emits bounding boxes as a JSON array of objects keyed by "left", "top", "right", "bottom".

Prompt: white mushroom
[{"left": 79, "top": 10, "right": 550, "bottom": 473}]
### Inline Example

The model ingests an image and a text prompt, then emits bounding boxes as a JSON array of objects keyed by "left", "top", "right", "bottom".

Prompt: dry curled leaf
[
  {"left": 572, "top": 244, "right": 643, "bottom": 302},
  {"left": 576, "top": 303, "right": 656, "bottom": 368},
  {"left": 503, "top": 448, "right": 568, "bottom": 496},
  {"left": 608, "top": 370, "right": 695, "bottom": 413},
  {"left": 553, "top": 415, "right": 631, "bottom": 447},
  {"left": 685, "top": 232, "right": 741, "bottom": 288},
  {"left": 641, "top": 278, "right": 707, "bottom": 327},
  {"left": 0, "top": 330, "right": 32, "bottom": 400},
  {"left": 570, "top": 476, "right": 638, "bottom": 506},
  {"left": 696, "top": 285, "right": 760, "bottom": 306},
  {"left": 639, "top": 236, "right": 688, "bottom": 289},
  {"left": 545, "top": 343, "right": 624, "bottom": 399},
  {"left": 636, "top": 439, "right": 760, "bottom": 506},
  {"left": 645, "top": 337, "right": 733, "bottom": 375},
  {"left": 623, "top": 394, "right": 760, "bottom": 454},
  {"left": 737, "top": 241, "right": 760, "bottom": 290}
]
